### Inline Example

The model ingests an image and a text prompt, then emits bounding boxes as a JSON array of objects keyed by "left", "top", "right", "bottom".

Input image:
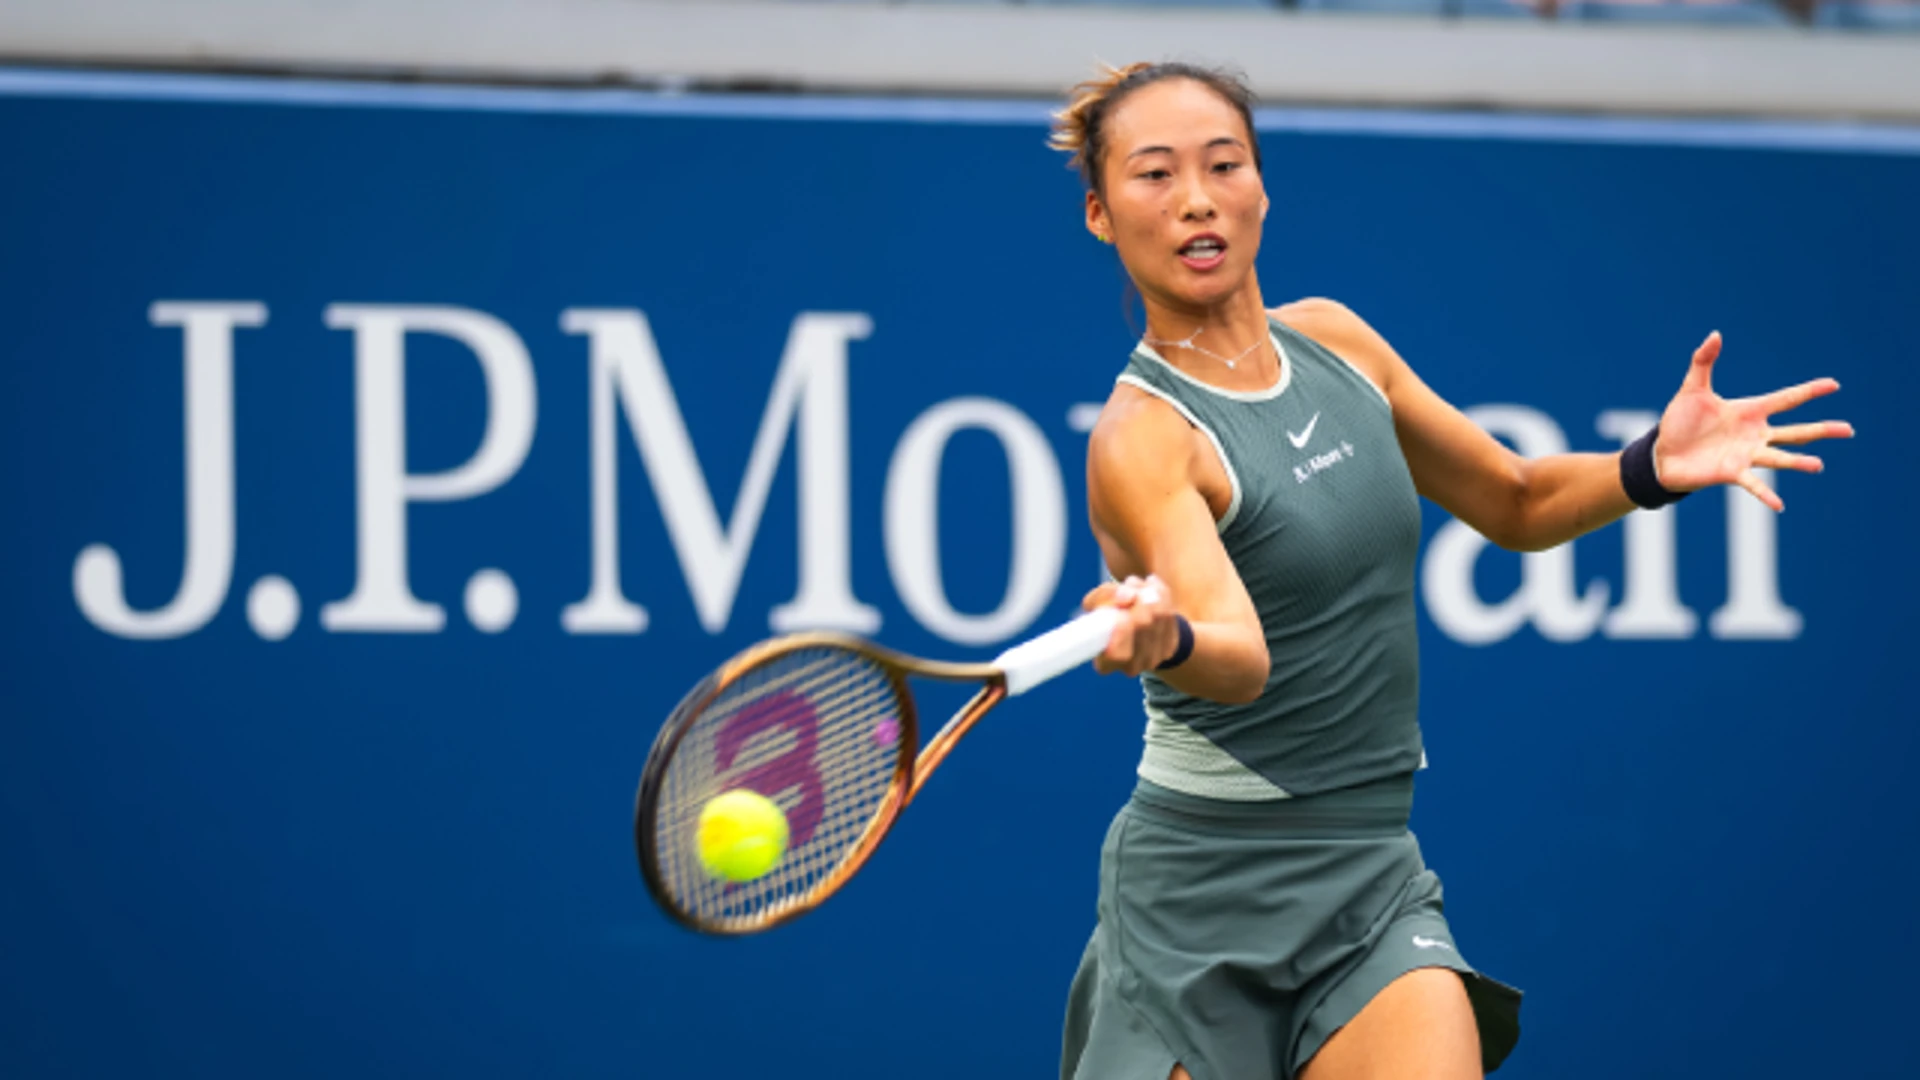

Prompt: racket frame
[{"left": 635, "top": 632, "right": 1004, "bottom": 936}]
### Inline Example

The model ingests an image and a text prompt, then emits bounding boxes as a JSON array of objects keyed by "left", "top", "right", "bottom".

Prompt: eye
[
  {"left": 1138, "top": 168, "right": 1171, "bottom": 182},
  {"left": 1212, "top": 161, "right": 1243, "bottom": 174}
]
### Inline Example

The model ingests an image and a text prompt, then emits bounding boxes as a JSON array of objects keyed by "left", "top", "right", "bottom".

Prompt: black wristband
[
  {"left": 1620, "top": 424, "right": 1689, "bottom": 510},
  {"left": 1156, "top": 614, "right": 1195, "bottom": 671}
]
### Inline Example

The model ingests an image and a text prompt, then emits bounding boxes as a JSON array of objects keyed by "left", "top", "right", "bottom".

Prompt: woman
[{"left": 1055, "top": 62, "right": 1852, "bottom": 1080}]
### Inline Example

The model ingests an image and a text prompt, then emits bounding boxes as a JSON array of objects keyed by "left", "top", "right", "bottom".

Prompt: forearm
[
  {"left": 1155, "top": 617, "right": 1270, "bottom": 705},
  {"left": 1505, "top": 452, "right": 1638, "bottom": 552}
]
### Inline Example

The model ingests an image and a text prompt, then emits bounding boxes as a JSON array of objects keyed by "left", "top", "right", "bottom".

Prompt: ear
[
  {"left": 1260, "top": 194, "right": 1270, "bottom": 220},
  {"left": 1086, "top": 191, "right": 1111, "bottom": 243}
]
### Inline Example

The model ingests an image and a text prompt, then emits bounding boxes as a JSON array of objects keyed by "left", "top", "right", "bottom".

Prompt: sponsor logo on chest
[{"left": 1287, "top": 410, "right": 1356, "bottom": 484}]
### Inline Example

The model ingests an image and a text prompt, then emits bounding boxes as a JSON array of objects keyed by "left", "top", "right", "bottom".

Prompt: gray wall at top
[{"left": 2, "top": 0, "right": 1919, "bottom": 121}]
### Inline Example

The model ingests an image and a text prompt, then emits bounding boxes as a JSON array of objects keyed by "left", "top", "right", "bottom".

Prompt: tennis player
[{"left": 1053, "top": 62, "right": 1852, "bottom": 1080}]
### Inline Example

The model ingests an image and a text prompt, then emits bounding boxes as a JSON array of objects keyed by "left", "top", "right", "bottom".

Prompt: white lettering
[
  {"left": 319, "top": 305, "right": 537, "bottom": 633},
  {"left": 884, "top": 398, "right": 1066, "bottom": 646},
  {"left": 557, "top": 310, "right": 881, "bottom": 636},
  {"left": 74, "top": 301, "right": 265, "bottom": 639},
  {"left": 1293, "top": 441, "right": 1355, "bottom": 484},
  {"left": 1709, "top": 470, "right": 1802, "bottom": 639}
]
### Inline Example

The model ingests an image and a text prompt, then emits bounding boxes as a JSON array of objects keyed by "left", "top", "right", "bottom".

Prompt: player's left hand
[{"left": 1654, "top": 331, "right": 1854, "bottom": 511}]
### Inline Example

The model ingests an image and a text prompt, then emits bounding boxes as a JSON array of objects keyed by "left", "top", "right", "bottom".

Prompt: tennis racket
[{"left": 636, "top": 606, "right": 1123, "bottom": 936}]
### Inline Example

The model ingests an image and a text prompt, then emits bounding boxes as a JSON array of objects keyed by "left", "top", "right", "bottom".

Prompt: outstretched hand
[{"left": 1653, "top": 331, "right": 1854, "bottom": 511}]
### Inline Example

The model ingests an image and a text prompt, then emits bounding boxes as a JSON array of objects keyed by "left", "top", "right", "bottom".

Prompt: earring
[{"left": 1096, "top": 233, "right": 1111, "bottom": 244}]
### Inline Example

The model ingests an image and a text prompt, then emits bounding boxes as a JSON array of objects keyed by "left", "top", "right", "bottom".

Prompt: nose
[{"left": 1176, "top": 167, "right": 1218, "bottom": 223}]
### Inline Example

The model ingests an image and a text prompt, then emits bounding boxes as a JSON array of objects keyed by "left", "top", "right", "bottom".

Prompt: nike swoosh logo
[
  {"left": 1287, "top": 412, "right": 1320, "bottom": 449},
  {"left": 1411, "top": 935, "right": 1453, "bottom": 951}
]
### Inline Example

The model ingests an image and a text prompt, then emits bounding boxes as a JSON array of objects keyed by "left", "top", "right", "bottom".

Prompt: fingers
[
  {"left": 1123, "top": 604, "right": 1162, "bottom": 677},
  {"left": 1117, "top": 576, "right": 1158, "bottom": 606},
  {"left": 1754, "top": 447, "right": 1823, "bottom": 474},
  {"left": 1681, "top": 331, "right": 1722, "bottom": 392},
  {"left": 1093, "top": 574, "right": 1177, "bottom": 677},
  {"left": 1117, "top": 575, "right": 1173, "bottom": 677},
  {"left": 1735, "top": 469, "right": 1784, "bottom": 512},
  {"left": 1093, "top": 612, "right": 1134, "bottom": 675},
  {"left": 1769, "top": 420, "right": 1854, "bottom": 446},
  {"left": 1084, "top": 573, "right": 1159, "bottom": 611},
  {"left": 1756, "top": 377, "right": 1840, "bottom": 416},
  {"left": 1089, "top": 576, "right": 1131, "bottom": 673}
]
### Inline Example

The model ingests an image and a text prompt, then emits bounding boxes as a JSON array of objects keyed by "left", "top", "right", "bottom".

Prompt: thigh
[{"left": 1298, "top": 968, "right": 1481, "bottom": 1080}]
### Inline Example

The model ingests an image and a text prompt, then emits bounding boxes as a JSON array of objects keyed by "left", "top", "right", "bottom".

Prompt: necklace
[{"left": 1142, "top": 326, "right": 1268, "bottom": 370}]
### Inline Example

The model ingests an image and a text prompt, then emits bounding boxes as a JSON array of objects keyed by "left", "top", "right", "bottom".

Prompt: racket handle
[{"left": 992, "top": 607, "right": 1123, "bottom": 696}]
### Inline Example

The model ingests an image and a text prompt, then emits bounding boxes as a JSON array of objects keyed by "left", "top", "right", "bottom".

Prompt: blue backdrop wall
[{"left": 2, "top": 68, "right": 1916, "bottom": 1080}]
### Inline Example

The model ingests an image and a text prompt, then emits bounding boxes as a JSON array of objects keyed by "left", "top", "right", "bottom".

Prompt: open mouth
[{"left": 1179, "top": 234, "right": 1228, "bottom": 269}]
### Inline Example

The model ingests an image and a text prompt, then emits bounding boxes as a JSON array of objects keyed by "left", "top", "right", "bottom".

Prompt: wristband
[
  {"left": 1156, "top": 614, "right": 1195, "bottom": 671},
  {"left": 1620, "top": 425, "right": 1689, "bottom": 510}
]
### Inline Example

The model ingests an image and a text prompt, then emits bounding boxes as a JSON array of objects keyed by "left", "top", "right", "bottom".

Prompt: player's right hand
[{"left": 1082, "top": 574, "right": 1181, "bottom": 677}]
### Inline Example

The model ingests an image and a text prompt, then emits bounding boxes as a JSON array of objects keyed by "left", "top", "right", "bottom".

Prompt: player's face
[{"left": 1091, "top": 79, "right": 1267, "bottom": 311}]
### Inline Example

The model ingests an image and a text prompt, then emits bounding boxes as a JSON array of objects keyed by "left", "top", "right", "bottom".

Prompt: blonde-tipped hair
[
  {"left": 1050, "top": 62, "right": 1156, "bottom": 172},
  {"left": 1049, "top": 61, "right": 1261, "bottom": 194}
]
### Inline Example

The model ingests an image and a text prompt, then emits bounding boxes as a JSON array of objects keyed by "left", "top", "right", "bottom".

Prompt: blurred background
[{"left": 2, "top": 2, "right": 1916, "bottom": 1078}]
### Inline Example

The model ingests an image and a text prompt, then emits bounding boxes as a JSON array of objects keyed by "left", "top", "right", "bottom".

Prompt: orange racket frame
[{"left": 635, "top": 633, "right": 1007, "bottom": 936}]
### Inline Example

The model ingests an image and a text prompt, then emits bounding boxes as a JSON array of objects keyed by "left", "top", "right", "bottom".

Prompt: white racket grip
[{"left": 992, "top": 607, "right": 1123, "bottom": 696}]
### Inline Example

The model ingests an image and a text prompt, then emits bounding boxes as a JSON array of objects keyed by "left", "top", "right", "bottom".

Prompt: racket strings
[
  {"left": 668, "top": 663, "right": 898, "bottom": 918},
  {"left": 653, "top": 646, "right": 906, "bottom": 928}
]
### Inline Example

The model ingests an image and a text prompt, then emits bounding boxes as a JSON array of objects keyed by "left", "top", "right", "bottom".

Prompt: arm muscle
[
  {"left": 1087, "top": 389, "right": 1269, "bottom": 703},
  {"left": 1277, "top": 298, "right": 1635, "bottom": 551}
]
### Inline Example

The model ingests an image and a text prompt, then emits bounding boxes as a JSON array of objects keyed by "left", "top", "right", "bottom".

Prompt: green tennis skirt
[{"left": 1061, "top": 775, "right": 1522, "bottom": 1080}]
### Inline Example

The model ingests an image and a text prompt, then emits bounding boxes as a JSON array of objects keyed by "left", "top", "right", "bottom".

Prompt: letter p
[{"left": 321, "top": 305, "right": 536, "bottom": 632}]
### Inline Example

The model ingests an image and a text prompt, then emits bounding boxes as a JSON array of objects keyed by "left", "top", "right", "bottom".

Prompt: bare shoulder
[
  {"left": 1270, "top": 296, "right": 1403, "bottom": 394},
  {"left": 1270, "top": 296, "right": 1361, "bottom": 333},
  {"left": 1087, "top": 384, "right": 1204, "bottom": 531},
  {"left": 1087, "top": 382, "right": 1195, "bottom": 484},
  {"left": 1271, "top": 296, "right": 1379, "bottom": 353}
]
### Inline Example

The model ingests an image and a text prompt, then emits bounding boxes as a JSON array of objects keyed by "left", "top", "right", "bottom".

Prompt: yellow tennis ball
[{"left": 697, "top": 789, "right": 789, "bottom": 883}]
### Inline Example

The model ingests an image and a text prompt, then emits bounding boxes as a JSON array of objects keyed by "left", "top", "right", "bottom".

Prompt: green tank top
[{"left": 1117, "top": 316, "right": 1424, "bottom": 799}]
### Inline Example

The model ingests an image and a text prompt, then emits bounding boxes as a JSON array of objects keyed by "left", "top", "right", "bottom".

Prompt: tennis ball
[{"left": 697, "top": 789, "right": 789, "bottom": 883}]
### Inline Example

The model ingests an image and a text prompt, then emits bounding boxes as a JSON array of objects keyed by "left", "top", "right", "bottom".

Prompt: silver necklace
[{"left": 1142, "top": 326, "right": 1267, "bottom": 370}]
